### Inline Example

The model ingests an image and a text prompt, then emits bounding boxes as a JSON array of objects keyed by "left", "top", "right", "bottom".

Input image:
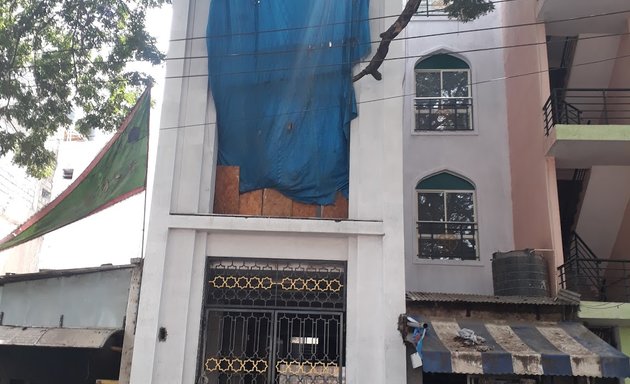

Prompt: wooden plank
[
  {"left": 213, "top": 166, "right": 240, "bottom": 214},
  {"left": 291, "top": 200, "right": 318, "bottom": 218},
  {"left": 117, "top": 261, "right": 143, "bottom": 384},
  {"left": 322, "top": 193, "right": 349, "bottom": 219},
  {"left": 239, "top": 190, "right": 263, "bottom": 216},
  {"left": 262, "top": 189, "right": 292, "bottom": 217}
]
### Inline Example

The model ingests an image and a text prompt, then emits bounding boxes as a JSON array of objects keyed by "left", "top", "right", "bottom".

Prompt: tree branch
[
  {"left": 353, "top": 0, "right": 421, "bottom": 82},
  {"left": 353, "top": 0, "right": 495, "bottom": 83}
]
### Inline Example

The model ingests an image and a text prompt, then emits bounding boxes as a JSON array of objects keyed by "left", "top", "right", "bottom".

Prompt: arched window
[
  {"left": 416, "top": 172, "right": 478, "bottom": 260},
  {"left": 415, "top": 54, "right": 472, "bottom": 131}
]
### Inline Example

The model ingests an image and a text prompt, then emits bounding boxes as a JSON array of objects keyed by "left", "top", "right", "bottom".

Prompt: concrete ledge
[
  {"left": 556, "top": 124, "right": 630, "bottom": 141},
  {"left": 579, "top": 301, "right": 630, "bottom": 326},
  {"left": 545, "top": 124, "right": 630, "bottom": 167},
  {"left": 168, "top": 214, "right": 385, "bottom": 236}
]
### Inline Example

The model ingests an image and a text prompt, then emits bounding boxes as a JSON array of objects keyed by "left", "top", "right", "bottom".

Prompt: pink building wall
[
  {"left": 502, "top": 0, "right": 564, "bottom": 293},
  {"left": 608, "top": 19, "right": 630, "bottom": 124},
  {"left": 609, "top": 19, "right": 630, "bottom": 89},
  {"left": 608, "top": 20, "right": 630, "bottom": 268}
]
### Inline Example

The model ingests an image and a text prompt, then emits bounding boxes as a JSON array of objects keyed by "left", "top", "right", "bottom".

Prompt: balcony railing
[
  {"left": 558, "top": 257, "right": 630, "bottom": 302},
  {"left": 543, "top": 88, "right": 630, "bottom": 135},
  {"left": 557, "top": 233, "right": 630, "bottom": 302},
  {"left": 415, "top": 97, "right": 473, "bottom": 131},
  {"left": 417, "top": 221, "right": 478, "bottom": 260}
]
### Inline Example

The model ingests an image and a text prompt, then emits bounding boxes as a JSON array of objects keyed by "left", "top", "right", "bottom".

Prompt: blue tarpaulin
[{"left": 207, "top": 0, "right": 370, "bottom": 205}]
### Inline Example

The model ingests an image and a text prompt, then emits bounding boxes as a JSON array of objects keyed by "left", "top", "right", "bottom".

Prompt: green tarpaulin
[{"left": 0, "top": 89, "right": 150, "bottom": 252}]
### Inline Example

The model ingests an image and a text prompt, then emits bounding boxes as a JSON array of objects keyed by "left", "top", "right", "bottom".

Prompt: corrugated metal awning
[
  {"left": 406, "top": 291, "right": 579, "bottom": 306},
  {"left": 418, "top": 319, "right": 630, "bottom": 378},
  {"left": 0, "top": 326, "right": 122, "bottom": 348}
]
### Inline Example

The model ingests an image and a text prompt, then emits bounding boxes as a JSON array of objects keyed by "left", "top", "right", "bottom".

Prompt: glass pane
[
  {"left": 442, "top": 71, "right": 469, "bottom": 98},
  {"left": 418, "top": 193, "right": 444, "bottom": 221},
  {"left": 416, "top": 72, "right": 441, "bottom": 97},
  {"left": 446, "top": 193, "right": 474, "bottom": 222}
]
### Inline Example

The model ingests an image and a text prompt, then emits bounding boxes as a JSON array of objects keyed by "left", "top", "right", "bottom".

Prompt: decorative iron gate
[{"left": 199, "top": 258, "right": 346, "bottom": 384}]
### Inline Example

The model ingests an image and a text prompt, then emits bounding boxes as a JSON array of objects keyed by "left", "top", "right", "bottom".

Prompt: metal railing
[
  {"left": 415, "top": 97, "right": 473, "bottom": 131},
  {"left": 200, "top": 258, "right": 346, "bottom": 383},
  {"left": 543, "top": 88, "right": 630, "bottom": 135},
  {"left": 558, "top": 232, "right": 630, "bottom": 302},
  {"left": 559, "top": 258, "right": 630, "bottom": 302},
  {"left": 417, "top": 222, "right": 478, "bottom": 260}
]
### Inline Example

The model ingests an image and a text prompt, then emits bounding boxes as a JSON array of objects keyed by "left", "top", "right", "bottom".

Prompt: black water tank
[{"left": 492, "top": 249, "right": 549, "bottom": 297}]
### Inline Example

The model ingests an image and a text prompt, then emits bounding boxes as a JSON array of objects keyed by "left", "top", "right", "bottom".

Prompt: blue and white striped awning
[{"left": 420, "top": 319, "right": 630, "bottom": 378}]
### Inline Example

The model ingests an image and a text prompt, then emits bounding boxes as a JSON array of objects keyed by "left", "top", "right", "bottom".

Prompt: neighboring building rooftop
[{"left": 0, "top": 263, "right": 136, "bottom": 285}]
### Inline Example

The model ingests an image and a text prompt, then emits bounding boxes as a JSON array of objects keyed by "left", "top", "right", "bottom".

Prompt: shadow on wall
[{"left": 0, "top": 340, "right": 122, "bottom": 384}]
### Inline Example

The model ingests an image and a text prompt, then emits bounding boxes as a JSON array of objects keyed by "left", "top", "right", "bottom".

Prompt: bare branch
[
  {"left": 353, "top": 0, "right": 494, "bottom": 83},
  {"left": 353, "top": 0, "right": 421, "bottom": 82}
]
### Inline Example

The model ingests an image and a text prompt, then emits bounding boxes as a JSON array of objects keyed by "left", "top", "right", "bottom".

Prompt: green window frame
[
  {"left": 415, "top": 54, "right": 473, "bottom": 132},
  {"left": 416, "top": 172, "right": 479, "bottom": 260}
]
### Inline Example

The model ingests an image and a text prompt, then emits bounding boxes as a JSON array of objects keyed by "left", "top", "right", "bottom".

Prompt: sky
[{"left": 37, "top": 5, "right": 174, "bottom": 270}]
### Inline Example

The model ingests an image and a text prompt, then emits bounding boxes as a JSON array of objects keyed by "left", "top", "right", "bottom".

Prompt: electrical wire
[
  {"left": 161, "top": 31, "right": 630, "bottom": 80},
  {"left": 0, "top": 0, "right": 514, "bottom": 64},
  {"left": 171, "top": 0, "right": 520, "bottom": 43},
  {"left": 156, "top": 51, "right": 630, "bottom": 132},
  {"left": 5, "top": 2, "right": 630, "bottom": 133},
  {"left": 6, "top": 7, "right": 630, "bottom": 73}
]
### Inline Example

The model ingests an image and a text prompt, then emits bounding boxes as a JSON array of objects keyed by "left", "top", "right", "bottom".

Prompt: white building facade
[
  {"left": 130, "top": 1, "right": 531, "bottom": 383},
  {"left": 131, "top": 0, "right": 408, "bottom": 383}
]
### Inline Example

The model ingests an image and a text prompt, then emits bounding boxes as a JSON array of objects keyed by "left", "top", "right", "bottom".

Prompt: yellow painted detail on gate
[
  {"left": 276, "top": 361, "right": 339, "bottom": 376},
  {"left": 205, "top": 357, "right": 268, "bottom": 373},
  {"left": 208, "top": 276, "right": 343, "bottom": 292}
]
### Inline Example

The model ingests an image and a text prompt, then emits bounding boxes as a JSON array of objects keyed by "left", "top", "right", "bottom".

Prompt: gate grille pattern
[
  {"left": 205, "top": 258, "right": 345, "bottom": 310},
  {"left": 201, "top": 258, "right": 346, "bottom": 384}
]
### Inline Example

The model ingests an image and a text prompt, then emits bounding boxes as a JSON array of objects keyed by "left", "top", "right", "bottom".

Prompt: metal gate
[{"left": 199, "top": 258, "right": 346, "bottom": 384}]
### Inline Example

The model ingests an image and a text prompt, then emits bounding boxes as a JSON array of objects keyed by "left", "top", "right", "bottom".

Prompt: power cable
[
  {"left": 156, "top": 51, "right": 630, "bottom": 132},
  {"left": 161, "top": 31, "right": 630, "bottom": 80},
  {"left": 0, "top": 0, "right": 517, "bottom": 64},
  {"left": 174, "top": 7, "right": 630, "bottom": 51},
  {"left": 6, "top": 7, "right": 630, "bottom": 73},
  {"left": 172, "top": 0, "right": 520, "bottom": 43}
]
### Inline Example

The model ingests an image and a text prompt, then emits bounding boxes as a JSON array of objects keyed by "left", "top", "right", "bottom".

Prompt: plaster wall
[
  {"left": 130, "top": 0, "right": 407, "bottom": 382},
  {"left": 502, "top": 0, "right": 564, "bottom": 287},
  {"left": 567, "top": 34, "right": 620, "bottom": 89},
  {"left": 607, "top": 18, "right": 630, "bottom": 125},
  {"left": 606, "top": 197, "right": 630, "bottom": 303},
  {"left": 609, "top": 19, "right": 630, "bottom": 89},
  {"left": 403, "top": 8, "right": 514, "bottom": 294},
  {"left": 576, "top": 166, "right": 630, "bottom": 260},
  {"left": 610, "top": 200, "right": 630, "bottom": 263},
  {"left": 0, "top": 268, "right": 132, "bottom": 328}
]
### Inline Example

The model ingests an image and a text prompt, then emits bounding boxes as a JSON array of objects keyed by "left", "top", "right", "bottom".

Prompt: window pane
[
  {"left": 418, "top": 192, "right": 444, "bottom": 221},
  {"left": 442, "top": 71, "right": 469, "bottom": 98},
  {"left": 416, "top": 72, "right": 441, "bottom": 97},
  {"left": 446, "top": 193, "right": 474, "bottom": 222}
]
